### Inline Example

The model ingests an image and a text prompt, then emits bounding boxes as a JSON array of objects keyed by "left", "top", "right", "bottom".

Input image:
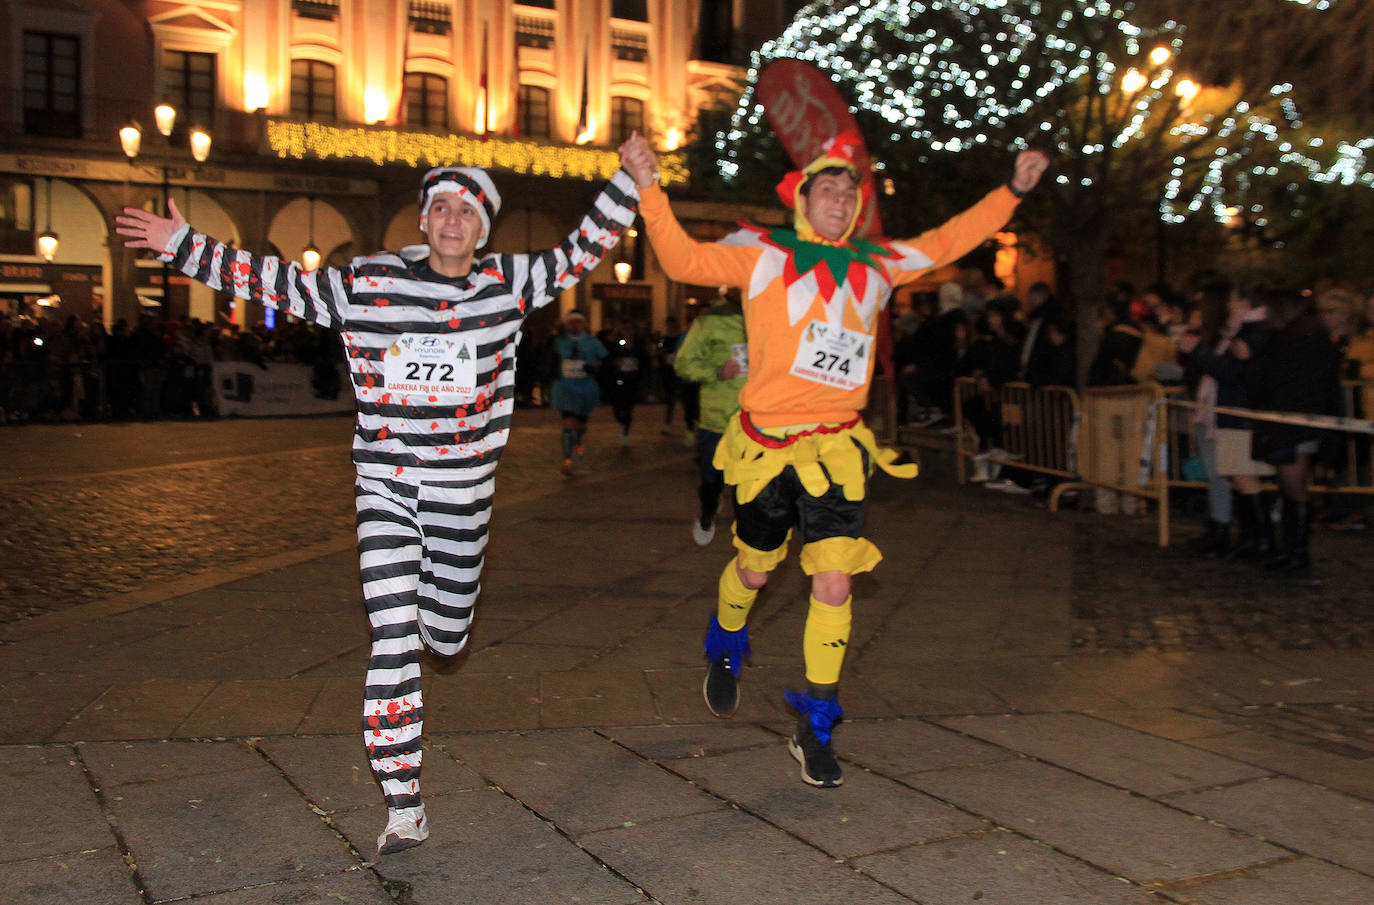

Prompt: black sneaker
[
  {"left": 702, "top": 656, "right": 739, "bottom": 717},
  {"left": 788, "top": 717, "right": 843, "bottom": 788}
]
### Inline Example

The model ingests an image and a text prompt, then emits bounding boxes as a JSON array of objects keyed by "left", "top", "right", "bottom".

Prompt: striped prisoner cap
[{"left": 418, "top": 166, "right": 502, "bottom": 248}]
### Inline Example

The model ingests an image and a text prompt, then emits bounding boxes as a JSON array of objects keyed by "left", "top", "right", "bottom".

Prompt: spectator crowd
[
  {"left": 1, "top": 308, "right": 695, "bottom": 431},
  {"left": 0, "top": 312, "right": 342, "bottom": 423},
  {"left": 893, "top": 270, "right": 1372, "bottom": 582}
]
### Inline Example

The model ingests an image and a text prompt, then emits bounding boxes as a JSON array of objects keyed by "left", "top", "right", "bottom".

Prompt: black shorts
[{"left": 733, "top": 455, "right": 868, "bottom": 553}]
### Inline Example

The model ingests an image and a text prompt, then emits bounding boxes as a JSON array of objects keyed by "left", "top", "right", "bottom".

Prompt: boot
[
  {"left": 1267, "top": 499, "right": 1313, "bottom": 579},
  {"left": 1191, "top": 519, "right": 1231, "bottom": 556},
  {"left": 1227, "top": 493, "right": 1273, "bottom": 561}
]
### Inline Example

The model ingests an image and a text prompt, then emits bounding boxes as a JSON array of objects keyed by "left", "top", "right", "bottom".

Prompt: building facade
[{"left": 0, "top": 0, "right": 798, "bottom": 333}]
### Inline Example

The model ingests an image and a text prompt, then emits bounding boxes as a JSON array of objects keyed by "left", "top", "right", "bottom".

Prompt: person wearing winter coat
[
  {"left": 1247, "top": 288, "right": 1342, "bottom": 580},
  {"left": 674, "top": 289, "right": 747, "bottom": 545}
]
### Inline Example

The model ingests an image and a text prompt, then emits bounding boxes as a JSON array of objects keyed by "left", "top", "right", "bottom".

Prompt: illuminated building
[{"left": 0, "top": 0, "right": 798, "bottom": 331}]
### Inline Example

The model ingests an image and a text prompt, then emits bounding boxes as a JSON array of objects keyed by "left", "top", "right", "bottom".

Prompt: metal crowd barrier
[
  {"left": 954, "top": 375, "right": 1374, "bottom": 548},
  {"left": 951, "top": 377, "right": 1080, "bottom": 485}
]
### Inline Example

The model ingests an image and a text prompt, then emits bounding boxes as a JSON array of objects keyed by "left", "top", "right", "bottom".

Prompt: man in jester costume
[{"left": 620, "top": 131, "right": 1048, "bottom": 786}]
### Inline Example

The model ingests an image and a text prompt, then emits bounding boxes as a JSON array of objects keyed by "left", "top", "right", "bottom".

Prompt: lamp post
[{"left": 120, "top": 104, "right": 212, "bottom": 318}]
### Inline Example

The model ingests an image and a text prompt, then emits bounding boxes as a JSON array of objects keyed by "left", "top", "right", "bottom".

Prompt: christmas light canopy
[{"left": 718, "top": 0, "right": 1371, "bottom": 228}]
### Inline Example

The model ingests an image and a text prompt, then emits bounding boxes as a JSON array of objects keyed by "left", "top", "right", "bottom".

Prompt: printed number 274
[{"left": 812, "top": 351, "right": 850, "bottom": 375}]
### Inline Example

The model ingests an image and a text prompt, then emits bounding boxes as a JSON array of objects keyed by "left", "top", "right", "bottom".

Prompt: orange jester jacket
[{"left": 638, "top": 182, "right": 1021, "bottom": 430}]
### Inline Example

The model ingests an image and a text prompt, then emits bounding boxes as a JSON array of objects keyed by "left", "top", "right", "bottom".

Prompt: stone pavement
[{"left": 3, "top": 410, "right": 1374, "bottom": 904}]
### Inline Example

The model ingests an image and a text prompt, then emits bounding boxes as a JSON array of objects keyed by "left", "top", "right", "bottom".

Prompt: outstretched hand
[
  {"left": 115, "top": 196, "right": 187, "bottom": 254},
  {"left": 1010, "top": 150, "right": 1051, "bottom": 195},
  {"left": 618, "top": 131, "right": 659, "bottom": 190}
]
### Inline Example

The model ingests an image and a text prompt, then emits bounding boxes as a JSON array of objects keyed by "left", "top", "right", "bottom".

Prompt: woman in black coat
[
  {"left": 1247, "top": 288, "right": 1342, "bottom": 578},
  {"left": 1182, "top": 281, "right": 1274, "bottom": 557}
]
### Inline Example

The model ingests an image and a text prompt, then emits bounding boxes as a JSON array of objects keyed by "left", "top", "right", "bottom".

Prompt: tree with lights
[{"left": 709, "top": 0, "right": 1374, "bottom": 382}]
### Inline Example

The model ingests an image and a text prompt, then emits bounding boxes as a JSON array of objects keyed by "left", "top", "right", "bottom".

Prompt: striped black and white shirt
[{"left": 161, "top": 171, "right": 639, "bottom": 481}]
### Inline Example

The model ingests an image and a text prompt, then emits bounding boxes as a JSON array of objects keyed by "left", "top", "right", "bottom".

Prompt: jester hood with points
[{"left": 742, "top": 132, "right": 935, "bottom": 331}]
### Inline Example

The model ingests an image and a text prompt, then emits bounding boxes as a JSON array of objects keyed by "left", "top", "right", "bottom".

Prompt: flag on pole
[
  {"left": 394, "top": 18, "right": 412, "bottom": 126},
  {"left": 478, "top": 23, "right": 489, "bottom": 137},
  {"left": 575, "top": 42, "right": 589, "bottom": 142}
]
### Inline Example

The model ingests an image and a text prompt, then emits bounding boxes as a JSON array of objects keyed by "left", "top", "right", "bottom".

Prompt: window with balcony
[
  {"left": 611, "top": 0, "right": 647, "bottom": 22},
  {"left": 405, "top": 72, "right": 449, "bottom": 130},
  {"left": 409, "top": 1, "right": 451, "bottom": 35},
  {"left": 518, "top": 85, "right": 550, "bottom": 139},
  {"left": 515, "top": 0, "right": 555, "bottom": 9},
  {"left": 516, "top": 15, "right": 555, "bottom": 49},
  {"left": 609, "top": 96, "right": 643, "bottom": 145},
  {"left": 612, "top": 29, "right": 648, "bottom": 62},
  {"left": 22, "top": 31, "right": 81, "bottom": 138},
  {"left": 293, "top": 0, "right": 340, "bottom": 21},
  {"left": 162, "top": 49, "right": 217, "bottom": 132},
  {"left": 291, "top": 59, "right": 337, "bottom": 121}
]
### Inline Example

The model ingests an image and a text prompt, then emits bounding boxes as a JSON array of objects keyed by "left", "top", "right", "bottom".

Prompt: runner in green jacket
[{"left": 675, "top": 289, "right": 747, "bottom": 545}]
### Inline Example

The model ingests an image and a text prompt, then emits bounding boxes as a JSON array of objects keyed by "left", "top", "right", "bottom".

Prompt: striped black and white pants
[{"left": 355, "top": 472, "right": 493, "bottom": 810}]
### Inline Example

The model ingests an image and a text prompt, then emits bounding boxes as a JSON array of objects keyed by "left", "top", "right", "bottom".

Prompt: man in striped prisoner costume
[{"left": 116, "top": 164, "right": 639, "bottom": 855}]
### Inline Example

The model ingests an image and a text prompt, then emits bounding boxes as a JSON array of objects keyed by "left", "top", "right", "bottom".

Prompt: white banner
[{"left": 212, "top": 362, "right": 353, "bottom": 417}]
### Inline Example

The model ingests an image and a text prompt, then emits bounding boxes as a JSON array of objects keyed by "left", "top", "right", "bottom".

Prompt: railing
[
  {"left": 953, "top": 375, "right": 1374, "bottom": 548},
  {"left": 952, "top": 377, "right": 1079, "bottom": 485},
  {"left": 0, "top": 90, "right": 267, "bottom": 159},
  {"left": 516, "top": 15, "right": 555, "bottom": 48},
  {"left": 293, "top": 0, "right": 340, "bottom": 21},
  {"left": 612, "top": 29, "right": 649, "bottom": 62},
  {"left": 409, "top": 0, "right": 451, "bottom": 34}
]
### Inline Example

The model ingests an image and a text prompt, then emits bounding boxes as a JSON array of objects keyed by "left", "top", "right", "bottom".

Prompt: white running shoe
[
  {"left": 985, "top": 478, "right": 1032, "bottom": 495},
  {"left": 970, "top": 453, "right": 991, "bottom": 483},
  {"left": 692, "top": 519, "right": 716, "bottom": 546},
  {"left": 377, "top": 804, "right": 428, "bottom": 856}
]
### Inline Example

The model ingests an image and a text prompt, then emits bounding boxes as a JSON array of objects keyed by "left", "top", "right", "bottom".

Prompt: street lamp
[
  {"left": 36, "top": 176, "right": 59, "bottom": 262},
  {"left": 301, "top": 196, "right": 321, "bottom": 271},
  {"left": 119, "top": 104, "right": 212, "bottom": 317},
  {"left": 1120, "top": 69, "right": 1147, "bottom": 94}
]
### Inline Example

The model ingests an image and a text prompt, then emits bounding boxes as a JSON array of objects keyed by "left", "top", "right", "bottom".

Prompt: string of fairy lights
[{"left": 718, "top": 0, "right": 1371, "bottom": 230}]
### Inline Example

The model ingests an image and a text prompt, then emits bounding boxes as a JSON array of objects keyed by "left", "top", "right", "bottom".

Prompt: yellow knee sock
[
  {"left": 716, "top": 559, "right": 758, "bottom": 632},
  {"left": 803, "top": 595, "right": 852, "bottom": 685}
]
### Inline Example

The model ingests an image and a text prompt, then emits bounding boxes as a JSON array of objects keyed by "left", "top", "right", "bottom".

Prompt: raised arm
[
  {"left": 618, "top": 132, "right": 758, "bottom": 289},
  {"left": 116, "top": 197, "right": 347, "bottom": 330},
  {"left": 518, "top": 170, "right": 640, "bottom": 311},
  {"left": 890, "top": 150, "right": 1050, "bottom": 287}
]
